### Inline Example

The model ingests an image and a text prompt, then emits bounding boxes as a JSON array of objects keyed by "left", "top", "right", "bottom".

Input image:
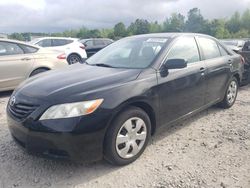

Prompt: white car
[{"left": 30, "top": 37, "right": 87, "bottom": 64}]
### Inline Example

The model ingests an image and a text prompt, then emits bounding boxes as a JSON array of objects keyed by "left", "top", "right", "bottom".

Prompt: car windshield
[
  {"left": 86, "top": 37, "right": 168, "bottom": 69},
  {"left": 29, "top": 38, "right": 41, "bottom": 45}
]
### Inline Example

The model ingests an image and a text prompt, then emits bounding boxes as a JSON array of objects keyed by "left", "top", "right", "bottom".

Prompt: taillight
[
  {"left": 80, "top": 45, "right": 85, "bottom": 50},
  {"left": 57, "top": 53, "right": 66, "bottom": 60},
  {"left": 241, "top": 56, "right": 245, "bottom": 64}
]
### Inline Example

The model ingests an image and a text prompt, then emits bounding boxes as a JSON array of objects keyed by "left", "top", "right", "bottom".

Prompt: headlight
[{"left": 40, "top": 99, "right": 103, "bottom": 120}]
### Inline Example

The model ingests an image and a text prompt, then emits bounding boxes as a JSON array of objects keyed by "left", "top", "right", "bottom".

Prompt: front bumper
[{"left": 7, "top": 110, "right": 111, "bottom": 162}]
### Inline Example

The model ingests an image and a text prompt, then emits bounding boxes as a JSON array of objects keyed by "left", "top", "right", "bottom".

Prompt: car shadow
[
  {"left": 0, "top": 90, "right": 13, "bottom": 98},
  {"left": 1, "top": 105, "right": 224, "bottom": 187},
  {"left": 151, "top": 106, "right": 222, "bottom": 144}
]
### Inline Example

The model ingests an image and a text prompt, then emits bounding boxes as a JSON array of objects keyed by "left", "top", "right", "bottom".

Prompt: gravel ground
[{"left": 0, "top": 86, "right": 250, "bottom": 188}]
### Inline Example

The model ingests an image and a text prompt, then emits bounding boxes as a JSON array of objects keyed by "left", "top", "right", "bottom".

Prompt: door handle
[
  {"left": 200, "top": 67, "right": 205, "bottom": 76},
  {"left": 200, "top": 67, "right": 205, "bottom": 72},
  {"left": 21, "top": 57, "right": 31, "bottom": 61}
]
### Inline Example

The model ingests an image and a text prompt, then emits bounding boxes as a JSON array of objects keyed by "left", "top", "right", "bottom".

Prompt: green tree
[
  {"left": 232, "top": 29, "right": 249, "bottom": 38},
  {"left": 209, "top": 19, "right": 231, "bottom": 39},
  {"left": 241, "top": 9, "right": 250, "bottom": 31},
  {"left": 128, "top": 19, "right": 150, "bottom": 35},
  {"left": 185, "top": 8, "right": 208, "bottom": 33},
  {"left": 9, "top": 33, "right": 25, "bottom": 41},
  {"left": 149, "top": 21, "right": 162, "bottom": 33},
  {"left": 163, "top": 13, "right": 185, "bottom": 32},
  {"left": 226, "top": 12, "right": 241, "bottom": 33},
  {"left": 114, "top": 22, "right": 127, "bottom": 37}
]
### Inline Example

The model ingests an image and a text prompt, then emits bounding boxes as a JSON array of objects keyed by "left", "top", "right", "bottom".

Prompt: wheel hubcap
[
  {"left": 116, "top": 117, "right": 147, "bottom": 159},
  {"left": 227, "top": 80, "right": 237, "bottom": 104},
  {"left": 69, "top": 56, "right": 80, "bottom": 64}
]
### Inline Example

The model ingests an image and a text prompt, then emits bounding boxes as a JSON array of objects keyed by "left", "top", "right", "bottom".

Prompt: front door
[
  {"left": 0, "top": 41, "right": 33, "bottom": 90},
  {"left": 157, "top": 36, "right": 206, "bottom": 126}
]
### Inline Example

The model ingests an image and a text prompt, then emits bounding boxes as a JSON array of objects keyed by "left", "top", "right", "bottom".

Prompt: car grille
[{"left": 8, "top": 102, "right": 38, "bottom": 121}]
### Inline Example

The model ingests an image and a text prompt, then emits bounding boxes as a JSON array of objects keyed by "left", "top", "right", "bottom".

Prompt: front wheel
[
  {"left": 104, "top": 107, "right": 151, "bottom": 166},
  {"left": 219, "top": 77, "right": 238, "bottom": 108}
]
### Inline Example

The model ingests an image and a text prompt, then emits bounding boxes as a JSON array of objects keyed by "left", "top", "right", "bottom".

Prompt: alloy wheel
[
  {"left": 69, "top": 55, "right": 81, "bottom": 64},
  {"left": 227, "top": 80, "right": 237, "bottom": 105}
]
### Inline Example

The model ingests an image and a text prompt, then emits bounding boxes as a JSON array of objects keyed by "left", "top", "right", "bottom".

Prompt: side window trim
[
  {"left": 217, "top": 43, "right": 228, "bottom": 56},
  {"left": 196, "top": 36, "right": 222, "bottom": 61}
]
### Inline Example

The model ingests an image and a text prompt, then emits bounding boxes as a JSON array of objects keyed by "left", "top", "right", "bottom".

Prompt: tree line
[{"left": 9, "top": 8, "right": 250, "bottom": 41}]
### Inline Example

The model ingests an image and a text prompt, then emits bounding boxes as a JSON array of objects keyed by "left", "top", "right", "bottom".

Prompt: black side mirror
[
  {"left": 160, "top": 59, "right": 187, "bottom": 77},
  {"left": 163, "top": 59, "right": 187, "bottom": 69}
]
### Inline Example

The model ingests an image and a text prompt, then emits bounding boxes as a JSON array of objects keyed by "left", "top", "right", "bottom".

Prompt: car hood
[{"left": 15, "top": 64, "right": 142, "bottom": 102}]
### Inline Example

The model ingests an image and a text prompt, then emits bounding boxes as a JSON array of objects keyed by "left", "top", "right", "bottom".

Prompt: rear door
[
  {"left": 0, "top": 42, "right": 35, "bottom": 90},
  {"left": 157, "top": 36, "right": 206, "bottom": 125},
  {"left": 84, "top": 40, "right": 97, "bottom": 57},
  {"left": 196, "top": 36, "right": 232, "bottom": 104}
]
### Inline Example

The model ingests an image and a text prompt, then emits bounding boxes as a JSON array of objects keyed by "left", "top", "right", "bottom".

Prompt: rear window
[
  {"left": 94, "top": 39, "right": 105, "bottom": 46},
  {"left": 104, "top": 40, "right": 113, "bottom": 45},
  {"left": 19, "top": 44, "right": 38, "bottom": 53},
  {"left": 52, "top": 39, "right": 73, "bottom": 46}
]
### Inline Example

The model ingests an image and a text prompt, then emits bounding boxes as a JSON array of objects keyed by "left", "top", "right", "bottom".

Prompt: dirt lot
[{"left": 0, "top": 86, "right": 250, "bottom": 188}]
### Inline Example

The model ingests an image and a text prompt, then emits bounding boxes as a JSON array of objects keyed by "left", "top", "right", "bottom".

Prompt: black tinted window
[
  {"left": 84, "top": 40, "right": 94, "bottom": 47},
  {"left": 94, "top": 39, "right": 105, "bottom": 46},
  {"left": 52, "top": 39, "right": 73, "bottom": 46},
  {"left": 37, "top": 39, "right": 52, "bottom": 47},
  {"left": 198, "top": 37, "right": 221, "bottom": 59},
  {"left": 218, "top": 44, "right": 229, "bottom": 56},
  {"left": 167, "top": 37, "right": 200, "bottom": 63},
  {"left": 104, "top": 40, "right": 113, "bottom": 45},
  {"left": 243, "top": 41, "right": 250, "bottom": 51},
  {"left": 0, "top": 42, "right": 24, "bottom": 56}
]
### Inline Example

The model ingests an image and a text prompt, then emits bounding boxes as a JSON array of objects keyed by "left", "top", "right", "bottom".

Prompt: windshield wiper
[{"left": 92, "top": 63, "right": 115, "bottom": 68}]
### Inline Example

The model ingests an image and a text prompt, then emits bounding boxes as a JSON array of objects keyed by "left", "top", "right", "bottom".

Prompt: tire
[
  {"left": 30, "top": 68, "right": 49, "bottom": 77},
  {"left": 67, "top": 54, "right": 82, "bottom": 64},
  {"left": 218, "top": 77, "right": 238, "bottom": 109},
  {"left": 104, "top": 107, "right": 151, "bottom": 166}
]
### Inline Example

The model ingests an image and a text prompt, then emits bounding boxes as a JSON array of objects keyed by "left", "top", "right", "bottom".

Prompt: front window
[
  {"left": 167, "top": 37, "right": 200, "bottom": 64},
  {"left": 0, "top": 42, "right": 24, "bottom": 56},
  {"left": 86, "top": 37, "right": 168, "bottom": 69}
]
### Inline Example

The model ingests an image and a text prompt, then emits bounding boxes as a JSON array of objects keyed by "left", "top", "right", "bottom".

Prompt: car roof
[
  {"left": 126, "top": 33, "right": 217, "bottom": 40},
  {"left": 33, "top": 37, "right": 79, "bottom": 41},
  {"left": 80, "top": 38, "right": 114, "bottom": 41},
  {"left": 0, "top": 38, "right": 41, "bottom": 49}
]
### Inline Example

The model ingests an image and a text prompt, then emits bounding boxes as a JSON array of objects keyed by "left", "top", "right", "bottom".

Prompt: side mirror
[
  {"left": 160, "top": 59, "right": 187, "bottom": 77},
  {"left": 163, "top": 59, "right": 187, "bottom": 70}
]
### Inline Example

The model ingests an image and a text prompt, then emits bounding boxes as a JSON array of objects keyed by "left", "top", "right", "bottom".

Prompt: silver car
[{"left": 0, "top": 39, "right": 68, "bottom": 92}]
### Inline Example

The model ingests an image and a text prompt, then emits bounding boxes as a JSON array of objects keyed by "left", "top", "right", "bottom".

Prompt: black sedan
[{"left": 7, "top": 33, "right": 243, "bottom": 165}]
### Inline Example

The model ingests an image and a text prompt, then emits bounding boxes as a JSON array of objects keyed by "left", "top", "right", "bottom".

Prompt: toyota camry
[{"left": 7, "top": 33, "right": 243, "bottom": 165}]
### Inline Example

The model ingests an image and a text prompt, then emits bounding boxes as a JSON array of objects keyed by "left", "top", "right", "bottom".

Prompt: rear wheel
[
  {"left": 30, "top": 68, "right": 49, "bottom": 77},
  {"left": 67, "top": 54, "right": 82, "bottom": 64},
  {"left": 104, "top": 107, "right": 151, "bottom": 166},
  {"left": 218, "top": 77, "right": 238, "bottom": 108}
]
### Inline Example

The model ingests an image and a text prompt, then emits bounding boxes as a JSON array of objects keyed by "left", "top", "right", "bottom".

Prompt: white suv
[{"left": 30, "top": 37, "right": 87, "bottom": 64}]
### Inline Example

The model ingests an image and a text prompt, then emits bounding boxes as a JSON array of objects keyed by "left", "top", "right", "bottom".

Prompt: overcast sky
[{"left": 0, "top": 0, "right": 250, "bottom": 33}]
